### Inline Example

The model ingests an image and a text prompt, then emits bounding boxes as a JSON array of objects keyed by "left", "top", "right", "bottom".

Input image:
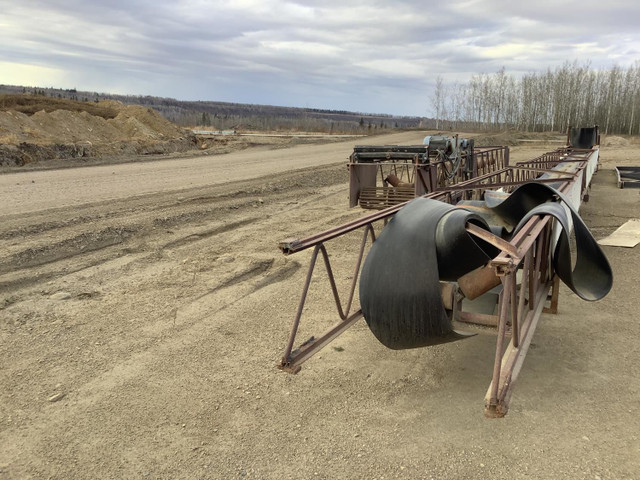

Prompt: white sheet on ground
[{"left": 598, "top": 219, "right": 640, "bottom": 248}]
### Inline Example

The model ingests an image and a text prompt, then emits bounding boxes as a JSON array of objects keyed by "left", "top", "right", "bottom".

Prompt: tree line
[
  {"left": 134, "top": 98, "right": 423, "bottom": 133},
  {"left": 0, "top": 84, "right": 427, "bottom": 134},
  {"left": 431, "top": 61, "right": 640, "bottom": 135}
]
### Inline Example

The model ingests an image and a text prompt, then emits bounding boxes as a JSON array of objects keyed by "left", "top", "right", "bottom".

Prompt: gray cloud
[{"left": 1, "top": 0, "right": 638, "bottom": 115}]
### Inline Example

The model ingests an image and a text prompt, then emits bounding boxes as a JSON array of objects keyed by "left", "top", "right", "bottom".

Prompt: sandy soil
[
  {"left": 0, "top": 101, "right": 198, "bottom": 166},
  {"left": 1, "top": 132, "right": 639, "bottom": 479},
  {"left": 0, "top": 131, "right": 420, "bottom": 215}
]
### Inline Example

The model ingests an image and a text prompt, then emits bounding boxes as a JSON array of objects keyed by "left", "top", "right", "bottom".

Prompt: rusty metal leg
[
  {"left": 279, "top": 225, "right": 377, "bottom": 373},
  {"left": 543, "top": 275, "right": 560, "bottom": 314},
  {"left": 279, "top": 310, "right": 364, "bottom": 373},
  {"left": 517, "top": 250, "right": 532, "bottom": 337},
  {"left": 487, "top": 274, "right": 511, "bottom": 411},
  {"left": 510, "top": 272, "right": 519, "bottom": 348},
  {"left": 341, "top": 225, "right": 376, "bottom": 317},
  {"left": 528, "top": 248, "right": 535, "bottom": 312},
  {"left": 484, "top": 279, "right": 551, "bottom": 418},
  {"left": 280, "top": 246, "right": 322, "bottom": 371}
]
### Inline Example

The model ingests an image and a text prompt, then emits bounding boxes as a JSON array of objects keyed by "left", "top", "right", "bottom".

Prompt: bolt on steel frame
[{"left": 277, "top": 142, "right": 600, "bottom": 417}]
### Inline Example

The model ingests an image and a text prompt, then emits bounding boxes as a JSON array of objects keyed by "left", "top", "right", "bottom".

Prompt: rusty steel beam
[
  {"left": 276, "top": 136, "right": 605, "bottom": 416},
  {"left": 279, "top": 225, "right": 375, "bottom": 371}
]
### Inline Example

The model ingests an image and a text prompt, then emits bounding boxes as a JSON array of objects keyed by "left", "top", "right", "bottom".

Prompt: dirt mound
[
  {"left": 111, "top": 105, "right": 187, "bottom": 140},
  {"left": 602, "top": 135, "right": 631, "bottom": 147},
  {"left": 0, "top": 96, "right": 196, "bottom": 166},
  {"left": 472, "top": 132, "right": 523, "bottom": 146},
  {"left": 470, "top": 131, "right": 565, "bottom": 147},
  {"left": 0, "top": 93, "right": 118, "bottom": 118}
]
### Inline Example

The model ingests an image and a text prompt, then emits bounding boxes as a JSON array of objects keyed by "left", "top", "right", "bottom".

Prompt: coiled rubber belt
[{"left": 359, "top": 183, "right": 613, "bottom": 350}]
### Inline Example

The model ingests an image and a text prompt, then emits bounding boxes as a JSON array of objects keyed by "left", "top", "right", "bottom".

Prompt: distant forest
[
  {"left": 431, "top": 61, "right": 640, "bottom": 135},
  {"left": 0, "top": 84, "right": 430, "bottom": 134}
]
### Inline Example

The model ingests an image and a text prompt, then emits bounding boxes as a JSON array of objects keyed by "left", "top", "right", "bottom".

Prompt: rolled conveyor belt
[{"left": 359, "top": 182, "right": 613, "bottom": 350}]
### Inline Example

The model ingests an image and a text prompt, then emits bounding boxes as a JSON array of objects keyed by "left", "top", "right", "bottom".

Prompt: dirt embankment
[{"left": 0, "top": 96, "right": 197, "bottom": 166}]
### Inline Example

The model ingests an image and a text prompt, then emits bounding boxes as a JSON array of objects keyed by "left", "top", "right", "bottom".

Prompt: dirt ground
[{"left": 1, "top": 131, "right": 639, "bottom": 479}]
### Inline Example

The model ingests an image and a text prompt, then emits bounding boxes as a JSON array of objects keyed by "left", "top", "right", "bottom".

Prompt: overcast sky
[{"left": 1, "top": 0, "right": 639, "bottom": 116}]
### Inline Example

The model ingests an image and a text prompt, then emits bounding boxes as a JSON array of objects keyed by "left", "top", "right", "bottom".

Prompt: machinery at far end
[{"left": 349, "top": 134, "right": 509, "bottom": 209}]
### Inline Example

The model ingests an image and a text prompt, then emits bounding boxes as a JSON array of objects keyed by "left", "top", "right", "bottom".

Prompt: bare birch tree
[{"left": 430, "top": 62, "right": 640, "bottom": 135}]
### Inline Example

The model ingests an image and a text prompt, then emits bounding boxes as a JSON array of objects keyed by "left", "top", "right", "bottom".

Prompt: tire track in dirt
[
  {"left": 0, "top": 161, "right": 353, "bottom": 312},
  {"left": 0, "top": 202, "right": 320, "bottom": 474},
  {"left": 161, "top": 217, "right": 260, "bottom": 250},
  {"left": 3, "top": 226, "right": 139, "bottom": 271},
  {"left": 0, "top": 134, "right": 405, "bottom": 477}
]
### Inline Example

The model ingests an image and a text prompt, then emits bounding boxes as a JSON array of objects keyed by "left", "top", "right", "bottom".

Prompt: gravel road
[{"left": 0, "top": 132, "right": 422, "bottom": 215}]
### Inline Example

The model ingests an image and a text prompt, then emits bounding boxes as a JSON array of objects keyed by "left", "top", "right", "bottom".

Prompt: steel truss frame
[{"left": 278, "top": 146, "right": 599, "bottom": 416}]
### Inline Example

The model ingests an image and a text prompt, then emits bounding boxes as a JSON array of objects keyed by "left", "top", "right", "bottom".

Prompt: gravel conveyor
[{"left": 277, "top": 127, "right": 611, "bottom": 416}]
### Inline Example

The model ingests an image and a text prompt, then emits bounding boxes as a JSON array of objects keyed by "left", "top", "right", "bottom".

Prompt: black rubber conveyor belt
[{"left": 359, "top": 182, "right": 613, "bottom": 350}]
